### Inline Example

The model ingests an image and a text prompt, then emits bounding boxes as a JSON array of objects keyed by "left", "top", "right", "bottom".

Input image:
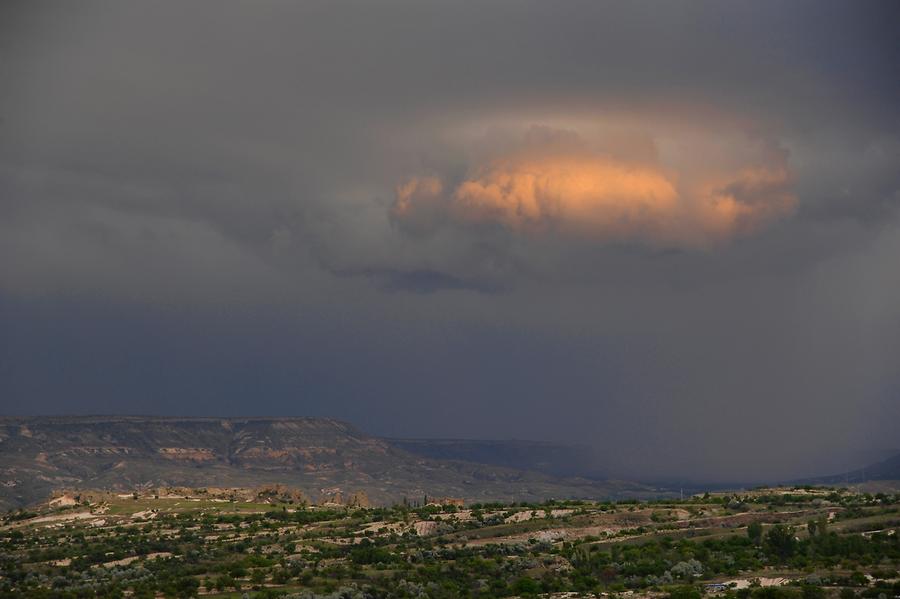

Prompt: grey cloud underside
[
  {"left": 1, "top": 0, "right": 899, "bottom": 483},
  {"left": 332, "top": 268, "right": 507, "bottom": 295}
]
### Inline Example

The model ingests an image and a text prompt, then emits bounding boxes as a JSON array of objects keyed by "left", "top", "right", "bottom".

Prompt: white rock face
[{"left": 414, "top": 521, "right": 439, "bottom": 536}]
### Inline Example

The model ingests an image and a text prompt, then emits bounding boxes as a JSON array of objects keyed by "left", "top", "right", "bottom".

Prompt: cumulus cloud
[
  {"left": 391, "top": 176, "right": 446, "bottom": 236},
  {"left": 695, "top": 166, "right": 796, "bottom": 239},
  {"left": 391, "top": 127, "right": 797, "bottom": 248}
]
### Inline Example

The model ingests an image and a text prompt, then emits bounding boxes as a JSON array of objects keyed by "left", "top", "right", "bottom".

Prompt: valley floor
[{"left": 1, "top": 486, "right": 898, "bottom": 599}]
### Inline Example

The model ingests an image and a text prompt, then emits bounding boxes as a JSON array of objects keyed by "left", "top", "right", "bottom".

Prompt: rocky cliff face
[{"left": 0, "top": 416, "right": 662, "bottom": 509}]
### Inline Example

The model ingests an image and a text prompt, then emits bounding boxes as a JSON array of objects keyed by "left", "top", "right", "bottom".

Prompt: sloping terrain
[
  {"left": 798, "top": 450, "right": 900, "bottom": 488},
  {"left": 0, "top": 416, "right": 661, "bottom": 509},
  {"left": 4, "top": 484, "right": 897, "bottom": 598},
  {"left": 387, "top": 438, "right": 605, "bottom": 479}
]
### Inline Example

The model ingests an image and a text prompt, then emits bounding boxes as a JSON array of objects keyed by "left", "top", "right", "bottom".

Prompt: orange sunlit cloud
[
  {"left": 451, "top": 155, "right": 679, "bottom": 237},
  {"left": 696, "top": 167, "right": 797, "bottom": 241},
  {"left": 390, "top": 128, "right": 797, "bottom": 247}
]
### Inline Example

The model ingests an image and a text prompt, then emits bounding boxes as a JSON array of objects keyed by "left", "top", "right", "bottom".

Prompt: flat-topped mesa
[{"left": 0, "top": 415, "right": 662, "bottom": 511}]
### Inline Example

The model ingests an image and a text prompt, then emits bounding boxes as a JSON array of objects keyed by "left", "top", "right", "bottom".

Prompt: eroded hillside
[{"left": 0, "top": 417, "right": 660, "bottom": 509}]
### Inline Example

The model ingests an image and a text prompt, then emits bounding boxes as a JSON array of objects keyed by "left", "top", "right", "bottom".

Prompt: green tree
[
  {"left": 765, "top": 524, "right": 796, "bottom": 561},
  {"left": 668, "top": 585, "right": 702, "bottom": 599},
  {"left": 173, "top": 576, "right": 199, "bottom": 599},
  {"left": 801, "top": 584, "right": 825, "bottom": 599},
  {"left": 513, "top": 576, "right": 541, "bottom": 597},
  {"left": 747, "top": 521, "right": 763, "bottom": 545},
  {"left": 839, "top": 588, "right": 856, "bottom": 599}
]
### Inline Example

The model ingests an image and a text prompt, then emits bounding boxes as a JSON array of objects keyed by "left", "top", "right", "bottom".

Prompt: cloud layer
[{"left": 392, "top": 128, "right": 796, "bottom": 247}]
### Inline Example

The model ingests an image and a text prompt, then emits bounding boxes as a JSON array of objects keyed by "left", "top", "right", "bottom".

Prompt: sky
[{"left": 1, "top": 1, "right": 899, "bottom": 483}]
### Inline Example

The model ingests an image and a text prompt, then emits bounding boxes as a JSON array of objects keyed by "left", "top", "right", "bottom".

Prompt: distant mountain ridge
[
  {"left": 0, "top": 416, "right": 662, "bottom": 510},
  {"left": 388, "top": 438, "right": 605, "bottom": 479},
  {"left": 799, "top": 451, "right": 900, "bottom": 486}
]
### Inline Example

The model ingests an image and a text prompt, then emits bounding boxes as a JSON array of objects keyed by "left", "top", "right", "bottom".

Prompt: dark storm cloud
[
  {"left": 1, "top": 0, "right": 899, "bottom": 482},
  {"left": 334, "top": 268, "right": 506, "bottom": 295}
]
